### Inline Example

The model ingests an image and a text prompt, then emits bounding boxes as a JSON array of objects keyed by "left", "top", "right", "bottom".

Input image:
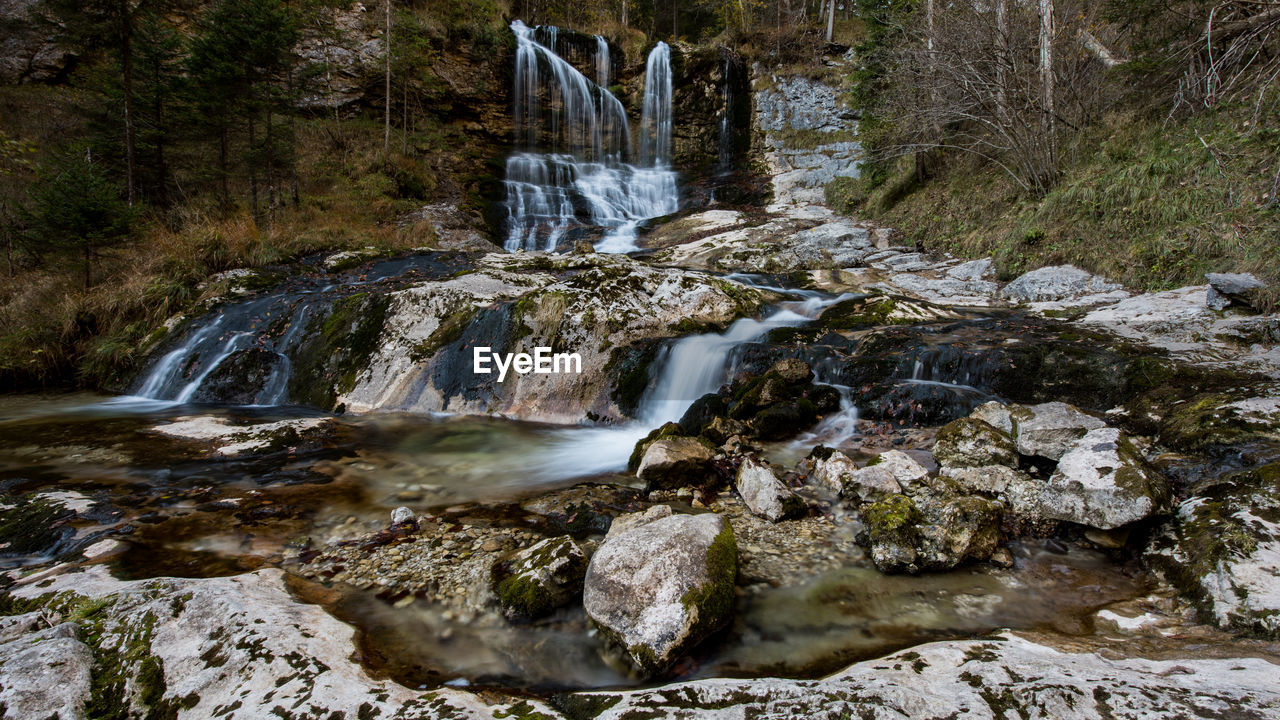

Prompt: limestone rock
[
  {"left": 0, "top": 622, "right": 92, "bottom": 720},
  {"left": 1009, "top": 402, "right": 1107, "bottom": 460},
  {"left": 583, "top": 513, "right": 737, "bottom": 676},
  {"left": 1205, "top": 272, "right": 1265, "bottom": 311},
  {"left": 1145, "top": 462, "right": 1280, "bottom": 638},
  {"left": 970, "top": 401, "right": 1014, "bottom": 434},
  {"left": 1040, "top": 428, "right": 1171, "bottom": 530},
  {"left": 932, "top": 417, "right": 1018, "bottom": 470},
  {"left": 812, "top": 451, "right": 902, "bottom": 500},
  {"left": 492, "top": 536, "right": 588, "bottom": 621},
  {"left": 868, "top": 450, "right": 929, "bottom": 489},
  {"left": 1002, "top": 265, "right": 1123, "bottom": 304},
  {"left": 567, "top": 632, "right": 1280, "bottom": 718},
  {"left": 606, "top": 505, "right": 673, "bottom": 541},
  {"left": 636, "top": 437, "right": 717, "bottom": 490},
  {"left": 735, "top": 457, "right": 805, "bottom": 522},
  {"left": 862, "top": 493, "right": 1002, "bottom": 574}
]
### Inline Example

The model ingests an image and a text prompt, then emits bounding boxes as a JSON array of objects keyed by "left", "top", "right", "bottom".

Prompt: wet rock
[
  {"left": 0, "top": 492, "right": 75, "bottom": 558},
  {"left": 492, "top": 536, "right": 588, "bottom": 621},
  {"left": 1002, "top": 265, "right": 1124, "bottom": 304},
  {"left": 636, "top": 437, "right": 717, "bottom": 490},
  {"left": 1206, "top": 272, "right": 1265, "bottom": 311},
  {"left": 931, "top": 417, "right": 1018, "bottom": 470},
  {"left": 1010, "top": 402, "right": 1107, "bottom": 460},
  {"left": 862, "top": 492, "right": 1002, "bottom": 573},
  {"left": 0, "top": 622, "right": 92, "bottom": 720},
  {"left": 1039, "top": 428, "right": 1171, "bottom": 530},
  {"left": 735, "top": 457, "right": 805, "bottom": 522},
  {"left": 970, "top": 400, "right": 1014, "bottom": 434},
  {"left": 583, "top": 513, "right": 737, "bottom": 676},
  {"left": 770, "top": 358, "right": 813, "bottom": 383},
  {"left": 1145, "top": 462, "right": 1280, "bottom": 638},
  {"left": 567, "top": 632, "right": 1280, "bottom": 717},
  {"left": 148, "top": 416, "right": 332, "bottom": 457}
]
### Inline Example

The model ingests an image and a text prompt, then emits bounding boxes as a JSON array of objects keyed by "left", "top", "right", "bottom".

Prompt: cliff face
[{"left": 0, "top": 0, "right": 73, "bottom": 84}]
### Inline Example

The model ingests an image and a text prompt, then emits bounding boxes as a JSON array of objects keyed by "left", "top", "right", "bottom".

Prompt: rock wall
[{"left": 753, "top": 64, "right": 862, "bottom": 207}]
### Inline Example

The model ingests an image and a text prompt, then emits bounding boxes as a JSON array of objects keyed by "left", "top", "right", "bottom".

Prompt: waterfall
[
  {"left": 639, "top": 42, "right": 673, "bottom": 168},
  {"left": 717, "top": 58, "right": 734, "bottom": 175},
  {"left": 503, "top": 21, "right": 677, "bottom": 254}
]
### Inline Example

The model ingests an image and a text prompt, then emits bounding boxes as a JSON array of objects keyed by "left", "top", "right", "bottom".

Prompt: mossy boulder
[
  {"left": 1038, "top": 427, "right": 1171, "bottom": 530},
  {"left": 1008, "top": 402, "right": 1107, "bottom": 461},
  {"left": 1144, "top": 462, "right": 1280, "bottom": 639},
  {"left": 862, "top": 492, "right": 1003, "bottom": 574},
  {"left": 628, "top": 422, "right": 683, "bottom": 471},
  {"left": 582, "top": 513, "right": 737, "bottom": 677},
  {"left": 491, "top": 536, "right": 588, "bottom": 622},
  {"left": 932, "top": 417, "right": 1018, "bottom": 470}
]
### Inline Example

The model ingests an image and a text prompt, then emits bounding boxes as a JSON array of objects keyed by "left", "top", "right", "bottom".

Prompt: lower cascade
[{"left": 503, "top": 21, "right": 677, "bottom": 253}]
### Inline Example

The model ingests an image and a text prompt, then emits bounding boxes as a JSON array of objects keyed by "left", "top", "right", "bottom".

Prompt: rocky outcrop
[
  {"left": 1001, "top": 265, "right": 1126, "bottom": 306},
  {"left": 0, "top": 0, "right": 71, "bottom": 85},
  {"left": 564, "top": 632, "right": 1280, "bottom": 718},
  {"left": 812, "top": 450, "right": 902, "bottom": 501},
  {"left": 1038, "top": 428, "right": 1171, "bottom": 529},
  {"left": 8, "top": 566, "right": 542, "bottom": 719},
  {"left": 755, "top": 72, "right": 861, "bottom": 207},
  {"left": 1145, "top": 462, "right": 1280, "bottom": 638},
  {"left": 582, "top": 511, "right": 737, "bottom": 676},
  {"left": 338, "top": 252, "right": 764, "bottom": 423},
  {"left": 492, "top": 536, "right": 588, "bottom": 621},
  {"left": 734, "top": 457, "right": 805, "bottom": 522}
]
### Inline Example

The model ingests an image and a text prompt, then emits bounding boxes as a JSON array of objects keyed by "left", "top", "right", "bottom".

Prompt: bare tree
[
  {"left": 384, "top": 0, "right": 391, "bottom": 156},
  {"left": 1038, "top": 0, "right": 1056, "bottom": 177}
]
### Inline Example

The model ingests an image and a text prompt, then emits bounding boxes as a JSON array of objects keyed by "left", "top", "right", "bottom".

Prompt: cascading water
[
  {"left": 638, "top": 42, "right": 673, "bottom": 168},
  {"left": 503, "top": 22, "right": 677, "bottom": 254},
  {"left": 531, "top": 277, "right": 856, "bottom": 477}
]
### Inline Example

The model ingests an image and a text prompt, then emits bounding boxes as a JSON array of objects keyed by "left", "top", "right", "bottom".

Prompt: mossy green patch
[{"left": 287, "top": 292, "right": 390, "bottom": 410}]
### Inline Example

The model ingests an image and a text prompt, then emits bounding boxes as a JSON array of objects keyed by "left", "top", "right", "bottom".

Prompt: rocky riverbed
[{"left": 2, "top": 185, "right": 1280, "bottom": 718}]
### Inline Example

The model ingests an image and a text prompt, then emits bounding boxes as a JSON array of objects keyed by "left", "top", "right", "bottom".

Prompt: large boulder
[
  {"left": 931, "top": 417, "right": 1018, "bottom": 470},
  {"left": 636, "top": 437, "right": 717, "bottom": 490},
  {"left": 735, "top": 457, "right": 805, "bottom": 522},
  {"left": 1001, "top": 265, "right": 1124, "bottom": 304},
  {"left": 862, "top": 493, "right": 1003, "bottom": 574},
  {"left": 1009, "top": 402, "right": 1107, "bottom": 460},
  {"left": 867, "top": 450, "right": 930, "bottom": 490},
  {"left": 491, "top": 536, "right": 588, "bottom": 621},
  {"left": 1145, "top": 462, "right": 1280, "bottom": 638},
  {"left": 583, "top": 513, "right": 737, "bottom": 676},
  {"left": 1038, "top": 428, "right": 1171, "bottom": 530}
]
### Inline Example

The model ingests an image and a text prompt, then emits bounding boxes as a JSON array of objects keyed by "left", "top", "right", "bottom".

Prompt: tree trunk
[
  {"left": 672, "top": 0, "right": 677, "bottom": 39},
  {"left": 384, "top": 0, "right": 391, "bottom": 156},
  {"left": 218, "top": 127, "right": 229, "bottom": 214},
  {"left": 995, "top": 0, "right": 1008, "bottom": 124},
  {"left": 119, "top": 0, "right": 136, "bottom": 206},
  {"left": 825, "top": 0, "right": 834, "bottom": 43},
  {"left": 248, "top": 113, "right": 259, "bottom": 222},
  {"left": 621, "top": 0, "right": 627, "bottom": 28},
  {"left": 1038, "top": 0, "right": 1056, "bottom": 181},
  {"left": 84, "top": 246, "right": 91, "bottom": 291}
]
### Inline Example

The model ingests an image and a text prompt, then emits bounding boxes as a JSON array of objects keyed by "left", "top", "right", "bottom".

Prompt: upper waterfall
[
  {"left": 639, "top": 42, "right": 673, "bottom": 168},
  {"left": 503, "top": 22, "right": 678, "bottom": 254}
]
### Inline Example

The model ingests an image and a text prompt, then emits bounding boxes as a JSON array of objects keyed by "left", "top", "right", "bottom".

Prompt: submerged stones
[
  {"left": 583, "top": 511, "right": 737, "bottom": 676},
  {"left": 492, "top": 536, "right": 588, "bottom": 621}
]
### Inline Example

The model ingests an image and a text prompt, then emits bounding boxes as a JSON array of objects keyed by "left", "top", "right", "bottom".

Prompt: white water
[
  {"left": 530, "top": 280, "right": 854, "bottom": 477},
  {"left": 639, "top": 42, "right": 673, "bottom": 168},
  {"left": 503, "top": 22, "right": 677, "bottom": 254}
]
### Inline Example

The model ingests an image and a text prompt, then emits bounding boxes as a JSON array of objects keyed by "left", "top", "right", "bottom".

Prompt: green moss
[
  {"left": 628, "top": 422, "right": 683, "bottom": 471},
  {"left": 410, "top": 308, "right": 475, "bottom": 362},
  {"left": 679, "top": 520, "right": 738, "bottom": 636},
  {"left": 287, "top": 292, "right": 390, "bottom": 409},
  {"left": 817, "top": 296, "right": 904, "bottom": 330},
  {"left": 608, "top": 343, "right": 660, "bottom": 418},
  {"left": 864, "top": 494, "right": 920, "bottom": 535}
]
